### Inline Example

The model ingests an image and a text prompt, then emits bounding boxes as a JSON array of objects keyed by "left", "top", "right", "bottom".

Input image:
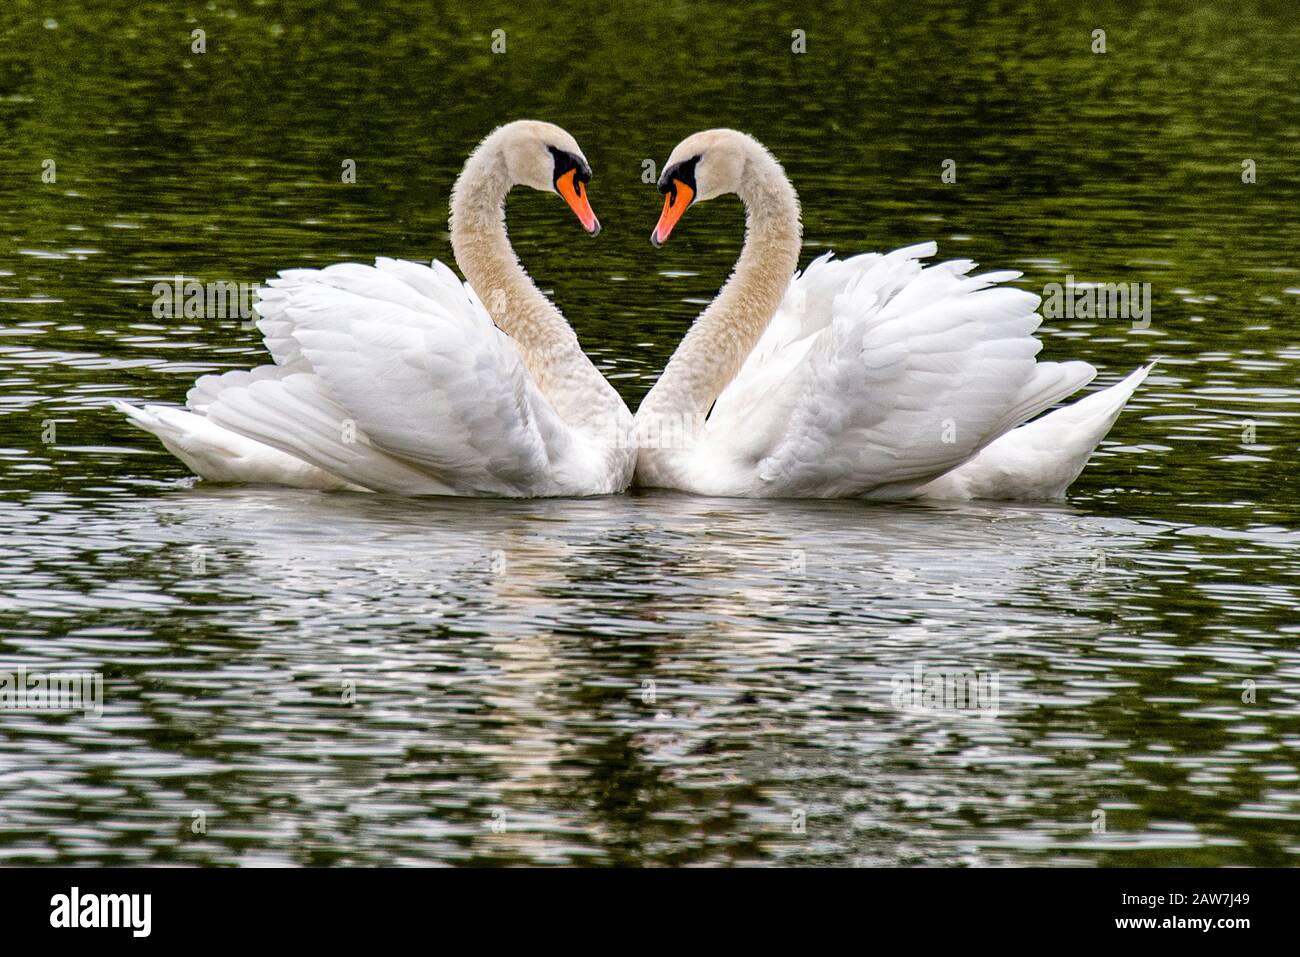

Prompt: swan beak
[
  {"left": 557, "top": 169, "right": 601, "bottom": 236},
  {"left": 651, "top": 179, "right": 694, "bottom": 247}
]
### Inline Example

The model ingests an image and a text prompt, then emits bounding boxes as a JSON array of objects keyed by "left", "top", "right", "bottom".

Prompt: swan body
[
  {"left": 635, "top": 129, "right": 1151, "bottom": 501},
  {"left": 118, "top": 121, "right": 634, "bottom": 497}
]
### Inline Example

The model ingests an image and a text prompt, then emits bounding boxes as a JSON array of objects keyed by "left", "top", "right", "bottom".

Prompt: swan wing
[
  {"left": 702, "top": 243, "right": 1097, "bottom": 498},
  {"left": 244, "top": 258, "right": 582, "bottom": 496},
  {"left": 185, "top": 364, "right": 288, "bottom": 413}
]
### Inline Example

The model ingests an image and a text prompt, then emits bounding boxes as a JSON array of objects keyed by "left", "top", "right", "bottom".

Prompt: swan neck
[
  {"left": 449, "top": 141, "right": 555, "bottom": 349},
  {"left": 448, "top": 136, "right": 627, "bottom": 438},
  {"left": 640, "top": 151, "right": 801, "bottom": 426}
]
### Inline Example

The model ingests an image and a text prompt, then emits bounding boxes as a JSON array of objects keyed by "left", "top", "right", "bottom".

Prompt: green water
[{"left": 0, "top": 1, "right": 1298, "bottom": 865}]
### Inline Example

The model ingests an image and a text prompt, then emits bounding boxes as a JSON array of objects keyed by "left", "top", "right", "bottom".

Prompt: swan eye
[
  {"left": 548, "top": 146, "right": 591, "bottom": 190},
  {"left": 657, "top": 156, "right": 700, "bottom": 198}
]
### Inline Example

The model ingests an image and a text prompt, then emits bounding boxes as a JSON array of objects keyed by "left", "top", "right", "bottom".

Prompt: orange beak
[
  {"left": 651, "top": 179, "right": 694, "bottom": 247},
  {"left": 557, "top": 168, "right": 600, "bottom": 235}
]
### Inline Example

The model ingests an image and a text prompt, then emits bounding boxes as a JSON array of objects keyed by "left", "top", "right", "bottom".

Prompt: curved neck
[
  {"left": 449, "top": 137, "right": 626, "bottom": 435},
  {"left": 639, "top": 149, "right": 801, "bottom": 425}
]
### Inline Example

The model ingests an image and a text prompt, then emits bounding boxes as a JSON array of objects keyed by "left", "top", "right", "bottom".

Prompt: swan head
[
  {"left": 489, "top": 120, "right": 600, "bottom": 236},
  {"left": 651, "top": 129, "right": 760, "bottom": 246}
]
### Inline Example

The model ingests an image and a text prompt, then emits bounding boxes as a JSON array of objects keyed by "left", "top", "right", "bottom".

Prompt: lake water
[{"left": 1, "top": 1, "right": 1297, "bottom": 865}]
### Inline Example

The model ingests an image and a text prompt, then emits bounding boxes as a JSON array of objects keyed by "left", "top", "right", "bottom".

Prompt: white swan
[
  {"left": 116, "top": 120, "right": 635, "bottom": 497},
  {"left": 635, "top": 129, "right": 1153, "bottom": 500}
]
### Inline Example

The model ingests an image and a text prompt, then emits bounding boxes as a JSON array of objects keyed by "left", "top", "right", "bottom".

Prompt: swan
[
  {"left": 635, "top": 128, "right": 1153, "bottom": 500},
  {"left": 115, "top": 120, "right": 635, "bottom": 497}
]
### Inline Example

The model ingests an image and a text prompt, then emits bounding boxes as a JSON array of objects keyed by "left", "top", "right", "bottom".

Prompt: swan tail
[
  {"left": 201, "top": 374, "right": 460, "bottom": 495},
  {"left": 113, "top": 399, "right": 354, "bottom": 490},
  {"left": 979, "top": 359, "right": 1098, "bottom": 443},
  {"left": 917, "top": 360, "right": 1155, "bottom": 501}
]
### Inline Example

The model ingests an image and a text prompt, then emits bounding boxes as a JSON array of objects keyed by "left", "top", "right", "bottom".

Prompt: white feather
[
  {"left": 113, "top": 399, "right": 354, "bottom": 490},
  {"left": 664, "top": 246, "right": 1147, "bottom": 499},
  {"left": 915, "top": 361, "right": 1157, "bottom": 500},
  {"left": 118, "top": 258, "right": 622, "bottom": 497}
]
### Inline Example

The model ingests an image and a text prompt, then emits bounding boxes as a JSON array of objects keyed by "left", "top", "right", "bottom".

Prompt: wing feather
[
  {"left": 698, "top": 245, "right": 1101, "bottom": 498},
  {"left": 253, "top": 258, "right": 584, "bottom": 495}
]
